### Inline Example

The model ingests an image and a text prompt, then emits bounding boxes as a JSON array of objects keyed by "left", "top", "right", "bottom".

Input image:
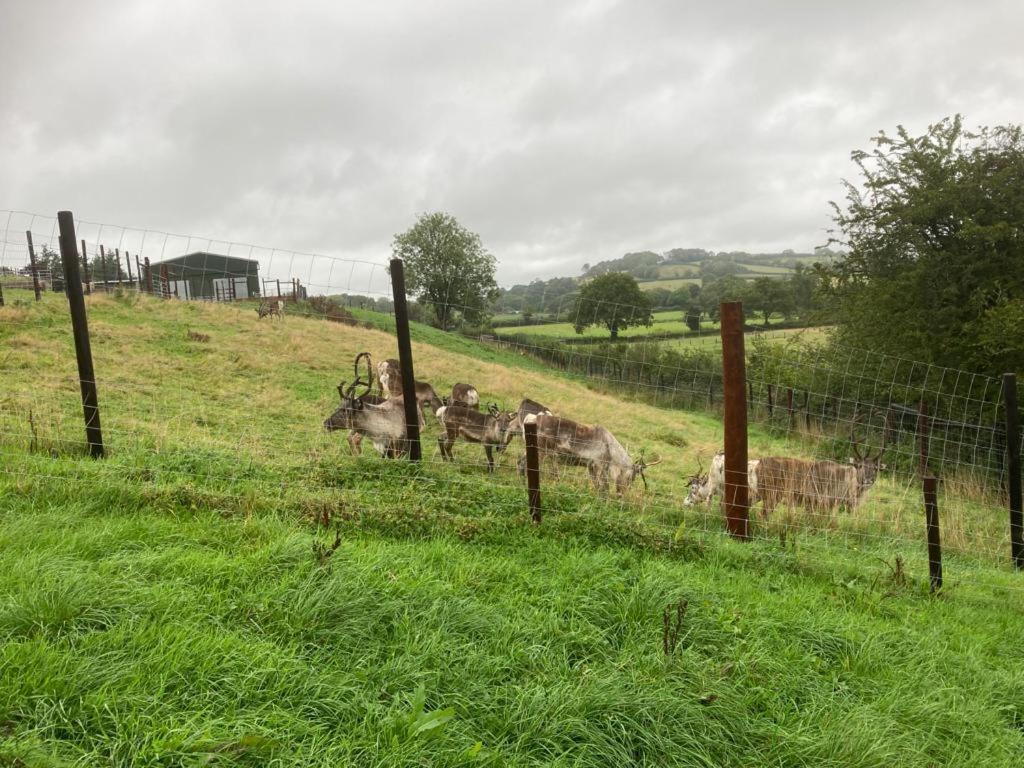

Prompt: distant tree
[
  {"left": 572, "top": 273, "right": 653, "bottom": 339},
  {"left": 746, "top": 277, "right": 794, "bottom": 327},
  {"left": 826, "top": 116, "right": 1024, "bottom": 374},
  {"left": 392, "top": 212, "right": 499, "bottom": 330},
  {"left": 683, "top": 306, "right": 702, "bottom": 332},
  {"left": 789, "top": 263, "right": 818, "bottom": 319},
  {"left": 36, "top": 245, "right": 63, "bottom": 282},
  {"left": 700, "top": 275, "right": 748, "bottom": 322}
]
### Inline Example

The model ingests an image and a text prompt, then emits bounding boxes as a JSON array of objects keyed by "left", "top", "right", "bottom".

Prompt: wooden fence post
[
  {"left": 720, "top": 301, "right": 749, "bottom": 540},
  {"left": 787, "top": 387, "right": 794, "bottom": 427},
  {"left": 80, "top": 239, "right": 91, "bottom": 295},
  {"left": 99, "top": 245, "right": 108, "bottom": 292},
  {"left": 115, "top": 248, "right": 123, "bottom": 286},
  {"left": 803, "top": 390, "right": 811, "bottom": 430},
  {"left": 524, "top": 420, "right": 542, "bottom": 524},
  {"left": 125, "top": 251, "right": 134, "bottom": 287},
  {"left": 766, "top": 384, "right": 774, "bottom": 416},
  {"left": 58, "top": 211, "right": 104, "bottom": 458},
  {"left": 390, "top": 258, "right": 421, "bottom": 461},
  {"left": 26, "top": 230, "right": 42, "bottom": 301},
  {"left": 922, "top": 475, "right": 943, "bottom": 592},
  {"left": 1004, "top": 373, "right": 1023, "bottom": 570},
  {"left": 144, "top": 257, "right": 153, "bottom": 294}
]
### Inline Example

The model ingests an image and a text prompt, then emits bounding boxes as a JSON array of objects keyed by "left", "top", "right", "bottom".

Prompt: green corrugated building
[{"left": 150, "top": 252, "right": 260, "bottom": 300}]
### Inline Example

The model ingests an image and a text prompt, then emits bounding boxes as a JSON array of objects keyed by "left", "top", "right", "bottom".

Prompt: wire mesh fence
[{"left": 2, "top": 209, "right": 1022, "bottom": 608}]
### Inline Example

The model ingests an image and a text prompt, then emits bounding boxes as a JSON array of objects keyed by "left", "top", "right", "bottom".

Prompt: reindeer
[
  {"left": 448, "top": 383, "right": 480, "bottom": 409},
  {"left": 256, "top": 300, "right": 283, "bottom": 320},
  {"left": 755, "top": 427, "right": 886, "bottom": 516},
  {"left": 504, "top": 398, "right": 553, "bottom": 448},
  {"left": 517, "top": 413, "right": 660, "bottom": 495},
  {"left": 684, "top": 451, "right": 761, "bottom": 509},
  {"left": 436, "top": 403, "right": 515, "bottom": 473},
  {"left": 323, "top": 353, "right": 424, "bottom": 457},
  {"left": 376, "top": 356, "right": 443, "bottom": 419}
]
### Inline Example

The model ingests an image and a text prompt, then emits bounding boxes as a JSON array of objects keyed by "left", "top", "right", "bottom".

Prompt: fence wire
[{"left": 1, "top": 210, "right": 1022, "bottom": 608}]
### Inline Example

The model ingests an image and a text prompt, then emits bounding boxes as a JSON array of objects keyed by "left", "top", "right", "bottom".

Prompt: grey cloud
[{"left": 2, "top": 0, "right": 1022, "bottom": 288}]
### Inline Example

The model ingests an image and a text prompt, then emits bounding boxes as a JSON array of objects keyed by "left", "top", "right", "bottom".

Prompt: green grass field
[
  {"left": 493, "top": 310, "right": 705, "bottom": 339},
  {"left": 637, "top": 277, "right": 703, "bottom": 292},
  {"left": 1, "top": 287, "right": 1023, "bottom": 765}
]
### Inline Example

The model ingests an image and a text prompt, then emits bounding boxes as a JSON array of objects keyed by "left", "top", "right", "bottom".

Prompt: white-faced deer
[
  {"left": 436, "top": 403, "right": 515, "bottom": 473},
  {"left": 517, "top": 413, "right": 660, "bottom": 495},
  {"left": 448, "top": 383, "right": 480, "bottom": 409},
  {"left": 375, "top": 356, "right": 443, "bottom": 419},
  {"left": 684, "top": 451, "right": 761, "bottom": 508}
]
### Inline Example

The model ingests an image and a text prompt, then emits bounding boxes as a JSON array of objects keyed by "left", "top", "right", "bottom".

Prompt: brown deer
[
  {"left": 323, "top": 352, "right": 423, "bottom": 457},
  {"left": 256, "top": 300, "right": 283, "bottom": 320},
  {"left": 517, "top": 413, "right": 660, "bottom": 495},
  {"left": 755, "top": 427, "right": 886, "bottom": 516},
  {"left": 504, "top": 398, "right": 553, "bottom": 448},
  {"left": 436, "top": 403, "right": 515, "bottom": 473}
]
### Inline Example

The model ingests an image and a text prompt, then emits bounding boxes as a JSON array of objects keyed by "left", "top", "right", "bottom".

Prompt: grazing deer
[
  {"left": 504, "top": 398, "right": 553, "bottom": 448},
  {"left": 256, "top": 300, "right": 283, "bottom": 319},
  {"left": 517, "top": 413, "right": 660, "bottom": 495},
  {"left": 436, "top": 403, "right": 515, "bottom": 473},
  {"left": 684, "top": 451, "right": 761, "bottom": 509},
  {"left": 755, "top": 428, "right": 886, "bottom": 516},
  {"left": 376, "top": 356, "right": 444, "bottom": 419}
]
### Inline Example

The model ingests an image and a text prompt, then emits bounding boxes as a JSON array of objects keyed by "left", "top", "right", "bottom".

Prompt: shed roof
[{"left": 150, "top": 252, "right": 259, "bottom": 274}]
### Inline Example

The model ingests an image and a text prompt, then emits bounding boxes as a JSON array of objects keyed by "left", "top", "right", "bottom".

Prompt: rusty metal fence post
[
  {"left": 719, "top": 301, "right": 749, "bottom": 540},
  {"left": 58, "top": 211, "right": 104, "bottom": 458},
  {"left": 922, "top": 475, "right": 943, "bottom": 592},
  {"left": 26, "top": 230, "right": 42, "bottom": 301},
  {"left": 389, "top": 258, "right": 421, "bottom": 461},
  {"left": 524, "top": 420, "right": 542, "bottom": 523},
  {"left": 1004, "top": 373, "right": 1023, "bottom": 569},
  {"left": 160, "top": 264, "right": 169, "bottom": 298}
]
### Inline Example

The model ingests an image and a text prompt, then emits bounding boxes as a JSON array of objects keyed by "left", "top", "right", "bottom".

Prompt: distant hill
[{"left": 495, "top": 246, "right": 840, "bottom": 312}]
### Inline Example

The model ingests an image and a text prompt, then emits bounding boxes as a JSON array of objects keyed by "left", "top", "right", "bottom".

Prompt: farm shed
[{"left": 150, "top": 252, "right": 260, "bottom": 301}]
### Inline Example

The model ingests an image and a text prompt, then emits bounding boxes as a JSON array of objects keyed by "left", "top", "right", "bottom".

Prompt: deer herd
[{"left": 324, "top": 351, "right": 888, "bottom": 516}]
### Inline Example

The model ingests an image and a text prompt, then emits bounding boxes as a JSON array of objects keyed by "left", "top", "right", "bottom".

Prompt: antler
[
  {"left": 337, "top": 380, "right": 347, "bottom": 401},
  {"left": 352, "top": 352, "right": 373, "bottom": 400},
  {"left": 487, "top": 402, "right": 500, "bottom": 417}
]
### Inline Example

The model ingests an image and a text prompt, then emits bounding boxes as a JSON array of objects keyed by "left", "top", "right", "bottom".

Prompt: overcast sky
[{"left": 2, "top": 0, "right": 1022, "bottom": 288}]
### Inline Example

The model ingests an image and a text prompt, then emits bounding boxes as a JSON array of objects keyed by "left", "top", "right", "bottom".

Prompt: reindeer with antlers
[
  {"left": 435, "top": 402, "right": 515, "bottom": 473},
  {"left": 323, "top": 352, "right": 424, "bottom": 457},
  {"left": 517, "top": 413, "right": 661, "bottom": 495},
  {"left": 752, "top": 420, "right": 887, "bottom": 517},
  {"left": 684, "top": 452, "right": 762, "bottom": 509}
]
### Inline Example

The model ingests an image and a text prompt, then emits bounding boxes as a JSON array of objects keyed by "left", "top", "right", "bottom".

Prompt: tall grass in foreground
[{"left": 1, "top": 290, "right": 1023, "bottom": 764}]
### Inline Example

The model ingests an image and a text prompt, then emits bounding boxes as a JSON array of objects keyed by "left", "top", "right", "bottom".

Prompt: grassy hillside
[{"left": 1, "top": 288, "right": 1023, "bottom": 765}]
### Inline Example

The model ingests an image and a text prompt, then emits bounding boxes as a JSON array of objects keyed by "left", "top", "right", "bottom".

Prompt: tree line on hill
[{"left": 373, "top": 116, "right": 1022, "bottom": 380}]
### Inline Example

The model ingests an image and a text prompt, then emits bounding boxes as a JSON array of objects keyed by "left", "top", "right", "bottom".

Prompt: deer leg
[
  {"left": 485, "top": 445, "right": 494, "bottom": 473},
  {"left": 347, "top": 431, "right": 362, "bottom": 455}
]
